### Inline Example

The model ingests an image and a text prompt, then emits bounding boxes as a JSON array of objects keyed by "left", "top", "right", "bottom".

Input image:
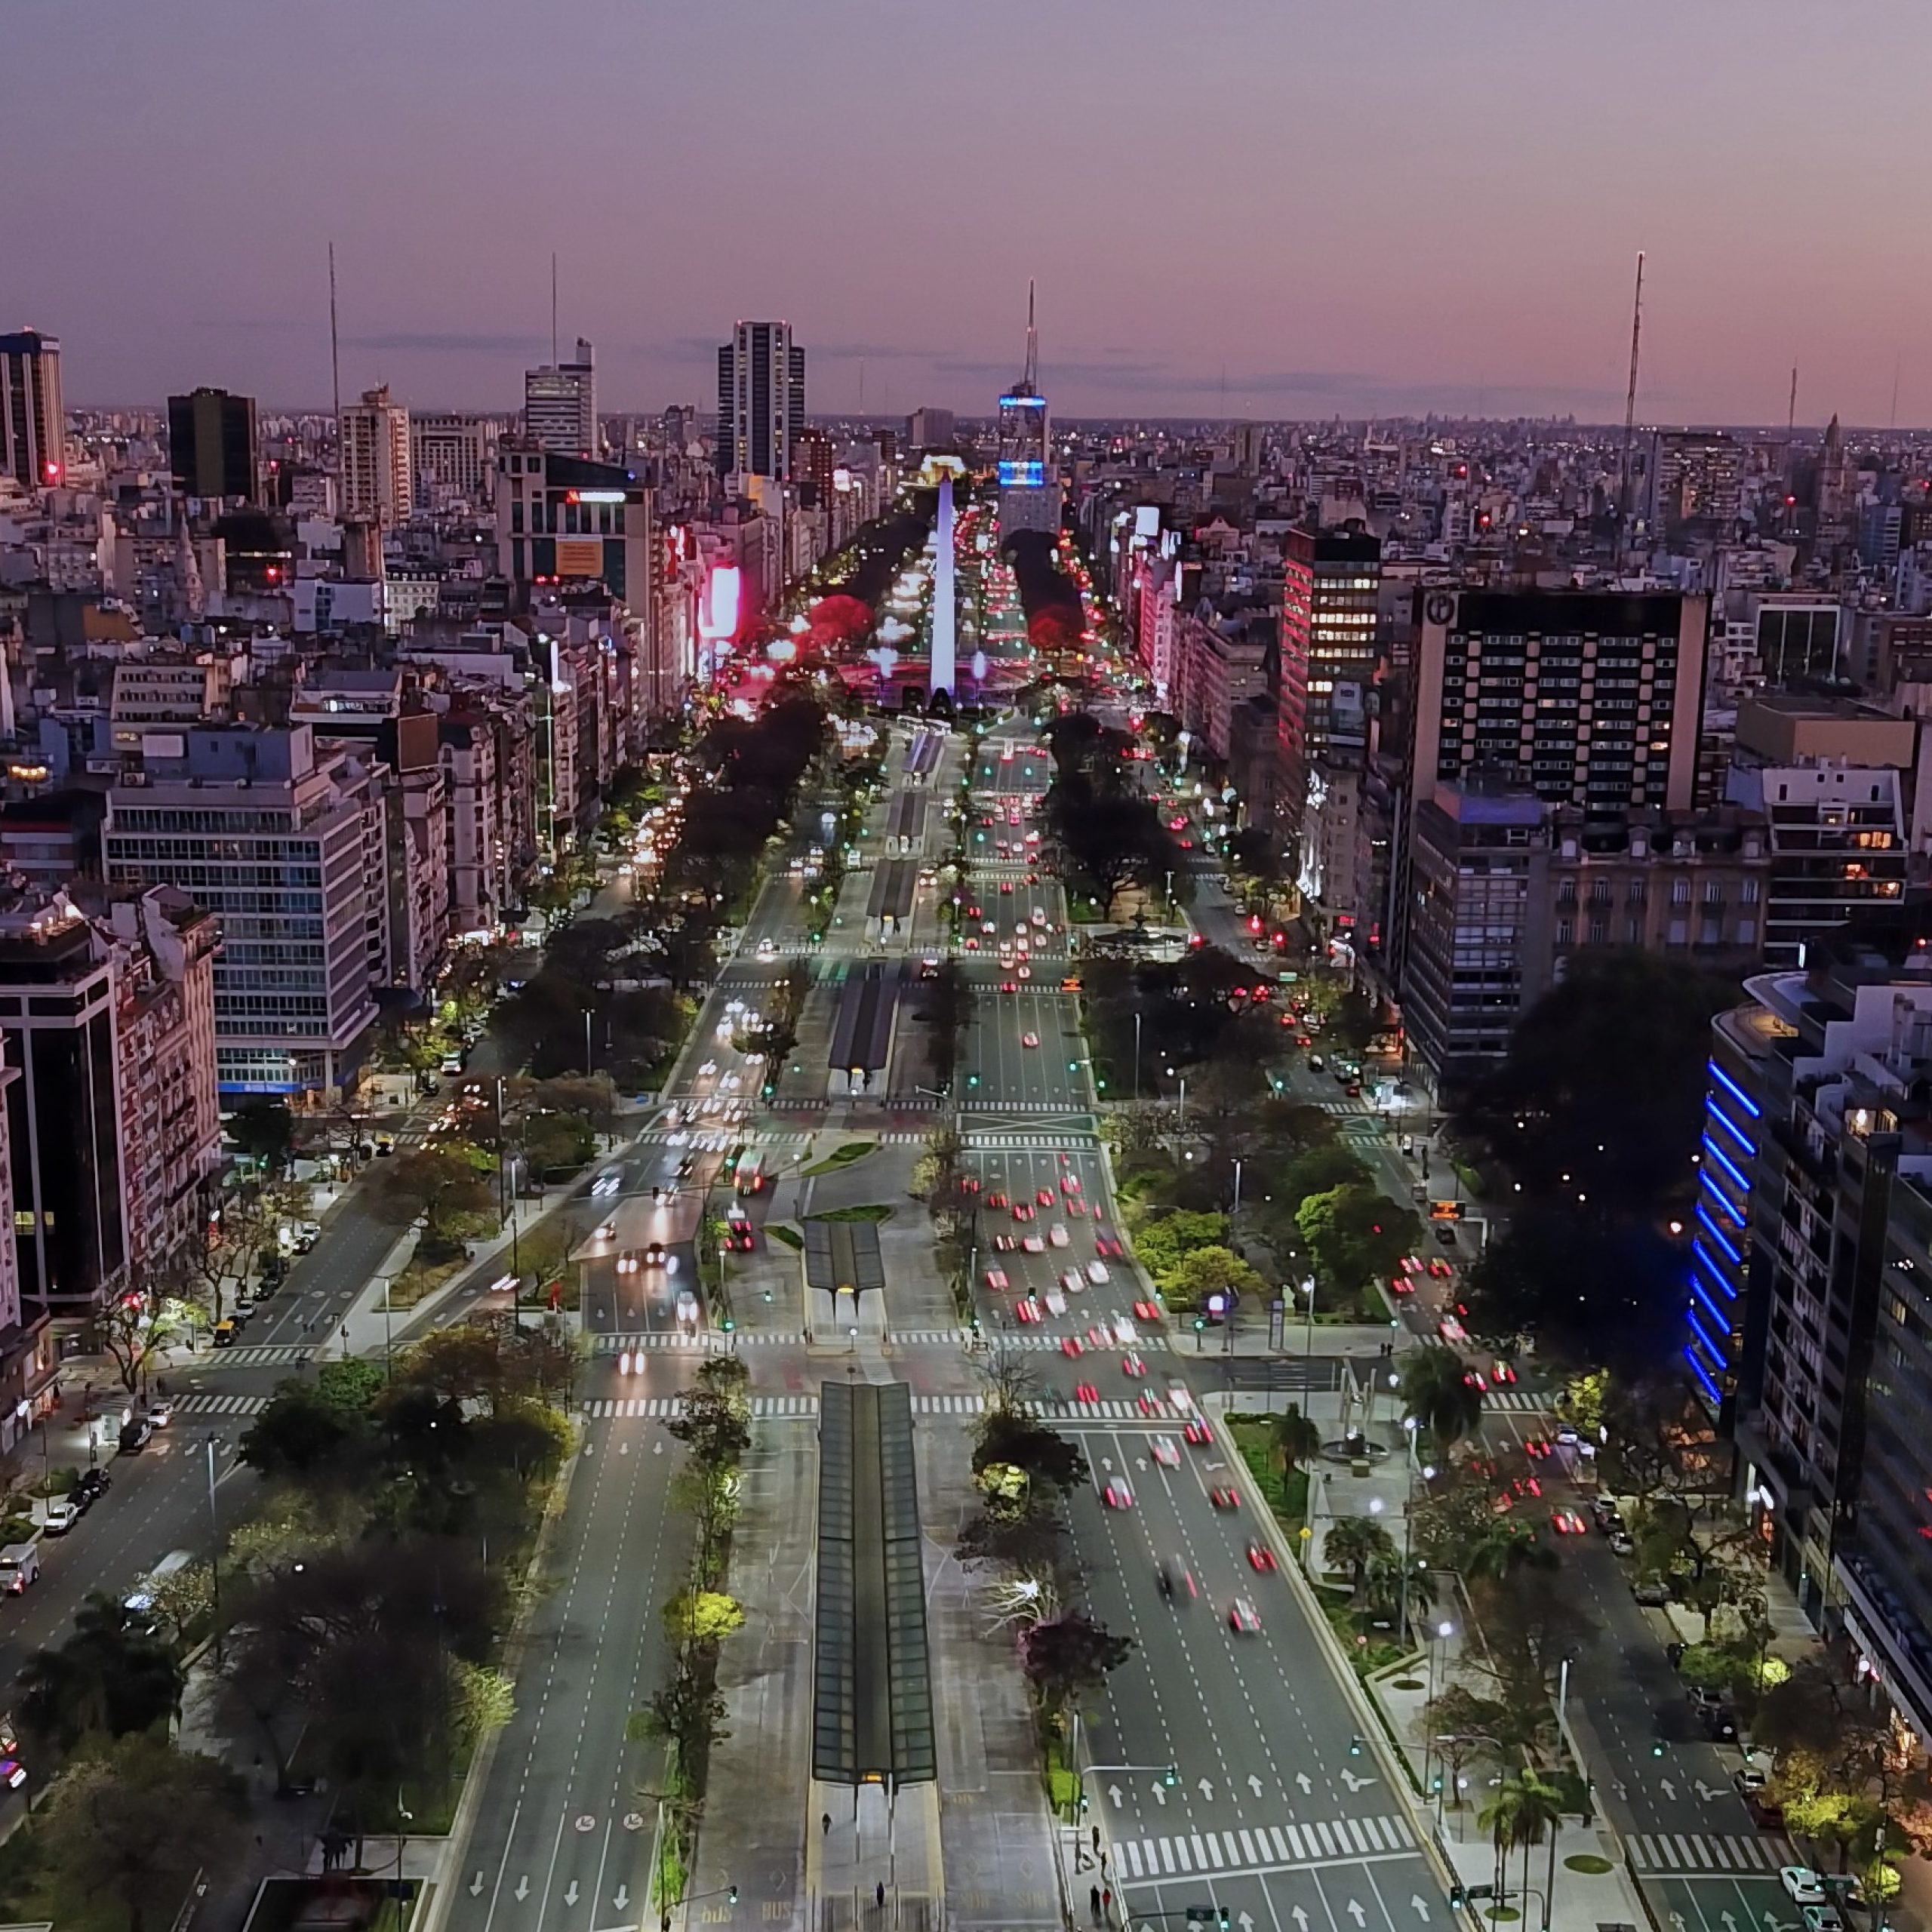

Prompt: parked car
[
  {"left": 73, "top": 1468, "right": 110, "bottom": 1510},
  {"left": 118, "top": 1417, "right": 155, "bottom": 1454},
  {"left": 0, "top": 1543, "right": 40, "bottom": 1592}
]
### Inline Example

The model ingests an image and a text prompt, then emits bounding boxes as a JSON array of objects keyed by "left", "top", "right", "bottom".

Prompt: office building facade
[
  {"left": 410, "top": 413, "right": 500, "bottom": 503},
  {"left": 0, "top": 330, "right": 64, "bottom": 487},
  {"left": 715, "top": 321, "right": 805, "bottom": 481},
  {"left": 167, "top": 386, "right": 259, "bottom": 502},
  {"left": 525, "top": 340, "right": 598, "bottom": 457},
  {"left": 339, "top": 383, "right": 412, "bottom": 525},
  {"left": 494, "top": 445, "right": 655, "bottom": 611}
]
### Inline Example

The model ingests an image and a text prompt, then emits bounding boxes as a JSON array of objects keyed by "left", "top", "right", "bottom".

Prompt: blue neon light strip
[
  {"left": 1708, "top": 1060, "right": 1761, "bottom": 1119},
  {"left": 1690, "top": 1277, "right": 1734, "bottom": 1336},
  {"left": 998, "top": 460, "right": 1046, "bottom": 488},
  {"left": 1685, "top": 1346, "right": 1723, "bottom": 1405},
  {"left": 1701, "top": 1133, "right": 1752, "bottom": 1196},
  {"left": 1695, "top": 1205, "right": 1742, "bottom": 1266},
  {"left": 1697, "top": 1177, "right": 1743, "bottom": 1226},
  {"left": 1692, "top": 1241, "right": 1738, "bottom": 1299},
  {"left": 1706, "top": 1100, "right": 1757, "bottom": 1158},
  {"left": 1686, "top": 1303, "right": 1728, "bottom": 1370}
]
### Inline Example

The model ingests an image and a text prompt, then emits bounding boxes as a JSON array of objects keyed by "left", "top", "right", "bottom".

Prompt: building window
[
  {"left": 1589, "top": 918, "right": 1608, "bottom": 945},
  {"left": 1671, "top": 879, "right": 1692, "bottom": 906},
  {"left": 1556, "top": 920, "right": 1573, "bottom": 947},
  {"left": 1741, "top": 878, "right": 1761, "bottom": 905}
]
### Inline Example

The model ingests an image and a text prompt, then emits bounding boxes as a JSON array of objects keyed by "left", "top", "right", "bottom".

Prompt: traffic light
[
  {"left": 721, "top": 1317, "right": 736, "bottom": 1333},
  {"left": 1193, "top": 1317, "right": 1205, "bottom": 1332},
  {"left": 1448, "top": 1886, "right": 1466, "bottom": 1909},
  {"left": 1163, "top": 1765, "right": 1179, "bottom": 1787},
  {"left": 1651, "top": 1740, "right": 1666, "bottom": 1758},
  {"left": 1218, "top": 1909, "right": 1231, "bottom": 1931},
  {"left": 968, "top": 1074, "right": 980, "bottom": 1086},
  {"left": 1349, "top": 1734, "right": 1363, "bottom": 1756},
  {"left": 728, "top": 1887, "right": 740, "bottom": 1906}
]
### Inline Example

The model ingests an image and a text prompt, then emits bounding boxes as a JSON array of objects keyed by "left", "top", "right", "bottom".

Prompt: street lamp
[{"left": 1300, "top": 1275, "right": 1316, "bottom": 1363}]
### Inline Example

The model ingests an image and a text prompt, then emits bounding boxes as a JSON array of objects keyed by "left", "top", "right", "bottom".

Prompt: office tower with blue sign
[{"left": 995, "top": 283, "right": 1057, "bottom": 539}]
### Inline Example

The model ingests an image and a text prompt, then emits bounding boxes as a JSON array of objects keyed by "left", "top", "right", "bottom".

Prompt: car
[
  {"left": 1000, "top": 881, "right": 1014, "bottom": 894},
  {"left": 1060, "top": 1269, "right": 1084, "bottom": 1297},
  {"left": 1021, "top": 1032, "right": 1039, "bottom": 1049},
  {"left": 1048, "top": 1223, "right": 1070, "bottom": 1249},
  {"left": 1699, "top": 1703, "right": 1740, "bottom": 1742},
  {"left": 211, "top": 1318, "right": 237, "bottom": 1347},
  {"left": 1389, "top": 1273, "right": 1414, "bottom": 1297},
  {"left": 984, "top": 1269, "right": 1010, "bottom": 1292},
  {"left": 981, "top": 921, "right": 998, "bottom": 936},
  {"left": 1087, "top": 1260, "right": 1110, "bottom": 1285},
  {"left": 1022, "top": 1235, "right": 1046, "bottom": 1254},
  {"left": 1066, "top": 1198, "right": 1086, "bottom": 1217},
  {"left": 1015, "top": 1297, "right": 1041, "bottom": 1324},
  {"left": 675, "top": 1291, "right": 700, "bottom": 1325},
  {"left": 1044, "top": 1287, "right": 1067, "bottom": 1317},
  {"left": 986, "top": 1191, "right": 1008, "bottom": 1209},
  {"left": 1632, "top": 1577, "right": 1672, "bottom": 1607},
  {"left": 1167, "top": 1380, "right": 1194, "bottom": 1412},
  {"left": 1138, "top": 1390, "right": 1164, "bottom": 1417},
  {"left": 1245, "top": 1539, "right": 1278, "bottom": 1571},
  {"left": 616, "top": 1248, "right": 641, "bottom": 1275},
  {"left": 1228, "top": 1597, "right": 1262, "bottom": 1633},
  {"left": 1492, "top": 1360, "right": 1518, "bottom": 1386},
  {"left": 1103, "top": 1480, "right": 1135, "bottom": 1510},
  {"left": 1308, "top": 1054, "right": 1324, "bottom": 1072},
  {"left": 1800, "top": 1912, "right": 1844, "bottom": 1932},
  {"left": 1152, "top": 1435, "right": 1180, "bottom": 1468},
  {"left": 1184, "top": 1417, "right": 1213, "bottom": 1446},
  {"left": 1099, "top": 1236, "right": 1124, "bottom": 1260},
  {"left": 1433, "top": 1223, "right": 1459, "bottom": 1247},
  {"left": 1781, "top": 1871, "right": 1828, "bottom": 1907},
  {"left": 1134, "top": 1300, "right": 1161, "bottom": 1322},
  {"left": 1074, "top": 1382, "right": 1099, "bottom": 1404},
  {"left": 74, "top": 1468, "right": 110, "bottom": 1508},
  {"left": 1437, "top": 1315, "right": 1466, "bottom": 1343},
  {"left": 144, "top": 1399, "right": 175, "bottom": 1429},
  {"left": 232, "top": 1295, "right": 255, "bottom": 1321},
  {"left": 1210, "top": 1487, "right": 1241, "bottom": 1511},
  {"left": 1524, "top": 1437, "right": 1550, "bottom": 1460},
  {"left": 1060, "top": 1336, "right": 1084, "bottom": 1357},
  {"left": 1463, "top": 1371, "right": 1487, "bottom": 1392},
  {"left": 1158, "top": 1561, "right": 1198, "bottom": 1601},
  {"left": 1062, "top": 1174, "right": 1081, "bottom": 1193},
  {"left": 1550, "top": 1509, "right": 1588, "bottom": 1535},
  {"left": 118, "top": 1417, "right": 155, "bottom": 1454},
  {"left": 992, "top": 1234, "right": 1015, "bottom": 1254},
  {"left": 1121, "top": 1352, "right": 1147, "bottom": 1377},
  {"left": 1427, "top": 1257, "right": 1453, "bottom": 1278},
  {"left": 1035, "top": 1188, "right": 1055, "bottom": 1207},
  {"left": 1000, "top": 980, "right": 1018, "bottom": 994},
  {"left": 1013, "top": 1202, "right": 1035, "bottom": 1222},
  {"left": 1608, "top": 1531, "right": 1636, "bottom": 1557}
]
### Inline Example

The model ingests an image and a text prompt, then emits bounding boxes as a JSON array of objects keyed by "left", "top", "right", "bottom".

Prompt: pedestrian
[
  {"left": 876, "top": 1882, "right": 886, "bottom": 1909},
  {"left": 1091, "top": 1826, "right": 1100, "bottom": 1854},
  {"left": 1103, "top": 1888, "right": 1112, "bottom": 1920},
  {"left": 1091, "top": 1885, "right": 1103, "bottom": 1921}
]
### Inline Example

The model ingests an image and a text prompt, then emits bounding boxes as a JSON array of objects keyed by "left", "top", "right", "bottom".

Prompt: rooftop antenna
[
  {"left": 1023, "top": 278, "right": 1038, "bottom": 394},
  {"left": 328, "top": 241, "right": 341, "bottom": 423},
  {"left": 1891, "top": 353, "right": 1902, "bottom": 431},
  {"left": 550, "top": 252, "right": 558, "bottom": 366},
  {"left": 858, "top": 356, "right": 866, "bottom": 416},
  {"left": 1788, "top": 365, "right": 1798, "bottom": 440},
  {"left": 1616, "top": 249, "right": 1644, "bottom": 546}
]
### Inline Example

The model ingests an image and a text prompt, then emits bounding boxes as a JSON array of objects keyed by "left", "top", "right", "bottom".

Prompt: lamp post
[
  {"left": 205, "top": 1433, "right": 225, "bottom": 1666},
  {"left": 1300, "top": 1275, "right": 1316, "bottom": 1364},
  {"left": 1133, "top": 1012, "right": 1143, "bottom": 1103}
]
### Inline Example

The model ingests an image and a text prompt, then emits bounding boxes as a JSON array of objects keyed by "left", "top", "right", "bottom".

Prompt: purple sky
[{"left": 9, "top": 0, "right": 1925, "bottom": 425}]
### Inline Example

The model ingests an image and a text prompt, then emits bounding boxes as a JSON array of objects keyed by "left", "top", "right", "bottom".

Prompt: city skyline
[{"left": 10, "top": 0, "right": 1929, "bottom": 423}]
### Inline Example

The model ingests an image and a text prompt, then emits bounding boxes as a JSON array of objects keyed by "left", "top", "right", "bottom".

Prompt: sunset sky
[{"left": 9, "top": 0, "right": 1925, "bottom": 425}]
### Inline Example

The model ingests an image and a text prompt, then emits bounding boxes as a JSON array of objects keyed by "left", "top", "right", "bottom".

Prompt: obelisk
[{"left": 931, "top": 472, "right": 956, "bottom": 698}]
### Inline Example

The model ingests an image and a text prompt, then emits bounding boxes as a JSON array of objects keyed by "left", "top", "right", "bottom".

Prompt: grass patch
[
  {"left": 809, "top": 1203, "right": 894, "bottom": 1223},
  {"left": 766, "top": 1223, "right": 804, "bottom": 1251},
  {"left": 801, "top": 1140, "right": 877, "bottom": 1175},
  {"left": 386, "top": 1250, "right": 466, "bottom": 1311},
  {"left": 1226, "top": 1415, "right": 1312, "bottom": 1534},
  {"left": 1564, "top": 1855, "right": 1614, "bottom": 1875}
]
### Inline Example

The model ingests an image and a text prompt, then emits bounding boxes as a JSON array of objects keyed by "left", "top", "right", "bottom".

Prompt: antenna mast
[
  {"left": 1023, "top": 278, "right": 1038, "bottom": 393},
  {"left": 1616, "top": 250, "right": 1644, "bottom": 546},
  {"left": 328, "top": 241, "right": 341, "bottom": 423},
  {"left": 550, "top": 252, "right": 558, "bottom": 365}
]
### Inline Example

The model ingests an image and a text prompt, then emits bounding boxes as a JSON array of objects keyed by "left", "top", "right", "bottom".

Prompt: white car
[
  {"left": 675, "top": 1291, "right": 700, "bottom": 1325},
  {"left": 1048, "top": 1224, "right": 1070, "bottom": 1249},
  {"left": 1086, "top": 1260, "right": 1110, "bottom": 1285},
  {"left": 1103, "top": 1480, "right": 1135, "bottom": 1510},
  {"left": 1044, "top": 1287, "right": 1067, "bottom": 1317},
  {"left": 1022, "top": 1235, "right": 1045, "bottom": 1254},
  {"left": 592, "top": 1171, "right": 621, "bottom": 1198},
  {"left": 1112, "top": 1315, "right": 1137, "bottom": 1344},
  {"left": 1781, "top": 1871, "right": 1827, "bottom": 1907},
  {"left": 1152, "top": 1435, "right": 1180, "bottom": 1468},
  {"left": 145, "top": 1398, "right": 176, "bottom": 1429},
  {"left": 699, "top": 1059, "right": 718, "bottom": 1078},
  {"left": 1061, "top": 1270, "right": 1084, "bottom": 1297},
  {"left": 1167, "top": 1380, "right": 1194, "bottom": 1412}
]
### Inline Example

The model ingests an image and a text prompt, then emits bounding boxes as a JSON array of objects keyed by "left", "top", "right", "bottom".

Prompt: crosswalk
[
  {"left": 202, "top": 1343, "right": 315, "bottom": 1368},
  {"left": 1626, "top": 1832, "right": 1789, "bottom": 1875},
  {"left": 175, "top": 1391, "right": 269, "bottom": 1415},
  {"left": 989, "top": 1330, "right": 1170, "bottom": 1352},
  {"left": 592, "top": 1331, "right": 808, "bottom": 1354},
  {"left": 1484, "top": 1390, "right": 1548, "bottom": 1413},
  {"left": 962, "top": 1133, "right": 1098, "bottom": 1152},
  {"left": 1113, "top": 1814, "right": 1417, "bottom": 1886},
  {"left": 580, "top": 1391, "right": 1175, "bottom": 1424}
]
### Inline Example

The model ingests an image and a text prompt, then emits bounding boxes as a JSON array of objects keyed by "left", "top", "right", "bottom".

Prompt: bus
[{"left": 734, "top": 1150, "right": 765, "bottom": 1195}]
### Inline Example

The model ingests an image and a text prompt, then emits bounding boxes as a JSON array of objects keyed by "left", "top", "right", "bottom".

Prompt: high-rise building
[
  {"left": 0, "top": 329, "right": 64, "bottom": 487},
  {"left": 1645, "top": 429, "right": 1743, "bottom": 539},
  {"left": 906, "top": 407, "right": 956, "bottom": 452},
  {"left": 715, "top": 321, "right": 805, "bottom": 481},
  {"left": 494, "top": 442, "right": 655, "bottom": 612},
  {"left": 167, "top": 387, "right": 259, "bottom": 502},
  {"left": 410, "top": 413, "right": 500, "bottom": 503},
  {"left": 338, "top": 383, "right": 412, "bottom": 525},
  {"left": 525, "top": 340, "right": 598, "bottom": 457},
  {"left": 996, "top": 287, "right": 1058, "bottom": 538}
]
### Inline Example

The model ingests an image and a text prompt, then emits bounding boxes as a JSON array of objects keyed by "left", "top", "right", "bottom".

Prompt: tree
[
  {"left": 1296, "top": 1183, "right": 1420, "bottom": 1298},
  {"left": 1167, "top": 1245, "right": 1268, "bottom": 1316},
  {"left": 955, "top": 1507, "right": 1068, "bottom": 1580},
  {"left": 1362, "top": 1549, "right": 1437, "bottom": 1629},
  {"left": 371, "top": 1144, "right": 497, "bottom": 1245},
  {"left": 1401, "top": 1349, "right": 1485, "bottom": 1454},
  {"left": 226, "top": 1097, "right": 294, "bottom": 1174},
  {"left": 1321, "top": 1515, "right": 1395, "bottom": 1601},
  {"left": 236, "top": 1380, "right": 364, "bottom": 1481},
  {"left": 39, "top": 1735, "right": 246, "bottom": 1932},
  {"left": 1021, "top": 1613, "right": 1133, "bottom": 1714},
  {"left": 1269, "top": 1405, "right": 1321, "bottom": 1479},
  {"left": 1460, "top": 1516, "right": 1552, "bottom": 1585},
  {"left": 17, "top": 1596, "right": 186, "bottom": 1755},
  {"left": 1130, "top": 1210, "right": 1230, "bottom": 1286},
  {"left": 97, "top": 1282, "right": 188, "bottom": 1398},
  {"left": 669, "top": 1382, "right": 751, "bottom": 1474},
  {"left": 974, "top": 1411, "right": 1089, "bottom": 1497},
  {"left": 664, "top": 1590, "right": 748, "bottom": 1647}
]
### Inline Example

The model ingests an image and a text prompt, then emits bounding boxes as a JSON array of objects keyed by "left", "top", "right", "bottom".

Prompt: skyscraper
[
  {"left": 168, "top": 386, "right": 260, "bottom": 502},
  {"left": 338, "top": 383, "right": 412, "bottom": 525},
  {"left": 996, "top": 285, "right": 1058, "bottom": 538},
  {"left": 0, "top": 329, "right": 64, "bottom": 487},
  {"left": 715, "top": 321, "right": 805, "bottom": 481},
  {"left": 525, "top": 339, "right": 598, "bottom": 457}
]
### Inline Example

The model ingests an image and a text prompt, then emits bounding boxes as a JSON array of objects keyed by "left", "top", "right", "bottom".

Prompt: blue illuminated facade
[{"left": 1687, "top": 1051, "right": 1761, "bottom": 1417}]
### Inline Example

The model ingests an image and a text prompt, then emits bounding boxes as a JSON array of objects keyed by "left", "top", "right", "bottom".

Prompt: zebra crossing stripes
[
  {"left": 990, "top": 1331, "right": 1170, "bottom": 1352},
  {"left": 203, "top": 1343, "right": 315, "bottom": 1368},
  {"left": 1626, "top": 1832, "right": 1784, "bottom": 1875},
  {"left": 592, "top": 1331, "right": 808, "bottom": 1354},
  {"left": 1484, "top": 1390, "right": 1548, "bottom": 1414},
  {"left": 888, "top": 1328, "right": 973, "bottom": 1346},
  {"left": 1113, "top": 1814, "right": 1415, "bottom": 1884},
  {"left": 586, "top": 1395, "right": 820, "bottom": 1420},
  {"left": 961, "top": 1134, "right": 1097, "bottom": 1152},
  {"left": 174, "top": 1392, "right": 269, "bottom": 1416}
]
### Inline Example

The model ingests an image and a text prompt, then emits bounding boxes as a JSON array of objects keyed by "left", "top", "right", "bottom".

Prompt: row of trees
[{"left": 641, "top": 1354, "right": 753, "bottom": 1911}]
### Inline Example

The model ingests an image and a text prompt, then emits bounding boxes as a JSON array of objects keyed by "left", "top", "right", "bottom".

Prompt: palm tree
[
  {"left": 1401, "top": 1349, "right": 1485, "bottom": 1454},
  {"left": 1322, "top": 1515, "right": 1396, "bottom": 1602},
  {"left": 1461, "top": 1518, "right": 1549, "bottom": 1584},
  {"left": 1514, "top": 1770, "right": 1566, "bottom": 1922},
  {"left": 1362, "top": 1550, "right": 1438, "bottom": 1641},
  {"left": 1478, "top": 1774, "right": 1531, "bottom": 1903},
  {"left": 1269, "top": 1404, "right": 1322, "bottom": 1480}
]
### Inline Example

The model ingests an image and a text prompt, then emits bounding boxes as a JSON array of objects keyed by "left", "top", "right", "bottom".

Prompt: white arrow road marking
[
  {"left": 654, "top": 1440, "right": 663, "bottom": 1454},
  {"left": 584, "top": 1442, "right": 594, "bottom": 1455},
  {"left": 1614, "top": 1782, "right": 1629, "bottom": 1801},
  {"left": 1659, "top": 1778, "right": 1677, "bottom": 1801},
  {"left": 1247, "top": 1774, "right": 1264, "bottom": 1797},
  {"left": 1296, "top": 1772, "right": 1312, "bottom": 1795},
  {"left": 1347, "top": 1903, "right": 1367, "bottom": 1927},
  {"left": 1103, "top": 1455, "right": 1115, "bottom": 1471},
  {"left": 515, "top": 1877, "right": 531, "bottom": 1901},
  {"left": 620, "top": 1441, "right": 629, "bottom": 1455},
  {"left": 1340, "top": 1769, "right": 1374, "bottom": 1792},
  {"left": 565, "top": 1880, "right": 580, "bottom": 1906},
  {"left": 616, "top": 1886, "right": 630, "bottom": 1910},
  {"left": 1238, "top": 1915, "right": 1256, "bottom": 1932},
  {"left": 1721, "top": 1915, "right": 1738, "bottom": 1932},
  {"left": 1109, "top": 1784, "right": 1124, "bottom": 1807},
  {"left": 1695, "top": 1780, "right": 1718, "bottom": 1802},
  {"left": 1668, "top": 1912, "right": 1686, "bottom": 1930},
  {"left": 1149, "top": 1783, "right": 1168, "bottom": 1806},
  {"left": 1198, "top": 1777, "right": 1215, "bottom": 1800},
  {"left": 1291, "top": 1912, "right": 1310, "bottom": 1932},
  {"left": 469, "top": 1872, "right": 485, "bottom": 1897},
  {"left": 1411, "top": 1900, "right": 1431, "bottom": 1922}
]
